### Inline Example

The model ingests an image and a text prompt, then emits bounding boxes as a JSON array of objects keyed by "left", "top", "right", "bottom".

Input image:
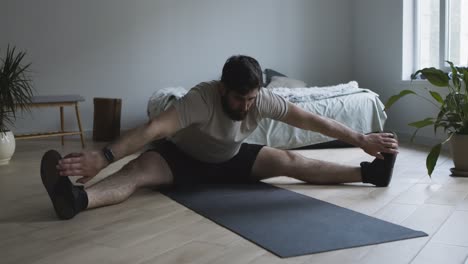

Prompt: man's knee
[
  {"left": 132, "top": 151, "right": 173, "bottom": 186},
  {"left": 253, "top": 148, "right": 303, "bottom": 178},
  {"left": 282, "top": 150, "right": 304, "bottom": 169}
]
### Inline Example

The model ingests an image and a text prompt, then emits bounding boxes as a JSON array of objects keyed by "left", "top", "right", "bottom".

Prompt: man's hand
[
  {"left": 57, "top": 150, "right": 108, "bottom": 184},
  {"left": 361, "top": 133, "right": 399, "bottom": 159}
]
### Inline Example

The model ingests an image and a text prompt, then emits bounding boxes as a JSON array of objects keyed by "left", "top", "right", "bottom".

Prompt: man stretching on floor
[{"left": 41, "top": 55, "right": 399, "bottom": 220}]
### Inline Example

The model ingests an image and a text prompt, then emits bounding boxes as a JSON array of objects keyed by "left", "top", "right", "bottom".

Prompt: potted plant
[
  {"left": 0, "top": 45, "right": 34, "bottom": 165},
  {"left": 385, "top": 61, "right": 468, "bottom": 177}
]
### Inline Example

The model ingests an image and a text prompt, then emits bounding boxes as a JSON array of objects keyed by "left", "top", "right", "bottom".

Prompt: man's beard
[{"left": 221, "top": 95, "right": 248, "bottom": 121}]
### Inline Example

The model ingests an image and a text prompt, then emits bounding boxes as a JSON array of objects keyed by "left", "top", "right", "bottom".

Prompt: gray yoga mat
[{"left": 161, "top": 183, "right": 427, "bottom": 258}]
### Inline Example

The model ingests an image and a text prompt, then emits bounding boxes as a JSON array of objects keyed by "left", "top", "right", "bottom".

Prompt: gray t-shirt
[{"left": 171, "top": 81, "right": 288, "bottom": 163}]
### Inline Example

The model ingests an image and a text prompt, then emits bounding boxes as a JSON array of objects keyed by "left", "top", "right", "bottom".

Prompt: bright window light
[{"left": 414, "top": 0, "right": 468, "bottom": 71}]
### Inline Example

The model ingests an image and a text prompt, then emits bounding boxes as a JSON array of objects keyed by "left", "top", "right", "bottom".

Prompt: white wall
[
  {"left": 353, "top": 0, "right": 444, "bottom": 145},
  {"left": 1, "top": 0, "right": 353, "bottom": 134}
]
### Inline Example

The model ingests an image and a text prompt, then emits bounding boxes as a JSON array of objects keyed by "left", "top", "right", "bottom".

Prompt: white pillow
[
  {"left": 309, "top": 81, "right": 359, "bottom": 89},
  {"left": 266, "top": 76, "right": 307, "bottom": 89}
]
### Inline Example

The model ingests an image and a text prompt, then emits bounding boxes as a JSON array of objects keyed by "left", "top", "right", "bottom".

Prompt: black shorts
[{"left": 147, "top": 140, "right": 264, "bottom": 185}]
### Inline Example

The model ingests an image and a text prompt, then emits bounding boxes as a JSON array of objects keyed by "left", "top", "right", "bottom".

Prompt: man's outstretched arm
[
  {"left": 57, "top": 105, "right": 181, "bottom": 182},
  {"left": 280, "top": 102, "right": 398, "bottom": 159},
  {"left": 107, "top": 105, "right": 180, "bottom": 162}
]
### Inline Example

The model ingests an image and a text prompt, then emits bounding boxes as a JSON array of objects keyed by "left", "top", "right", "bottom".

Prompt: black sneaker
[
  {"left": 40, "top": 150, "right": 87, "bottom": 219},
  {"left": 361, "top": 132, "right": 398, "bottom": 187}
]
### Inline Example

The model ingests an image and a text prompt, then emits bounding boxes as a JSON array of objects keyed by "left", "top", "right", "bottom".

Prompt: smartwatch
[{"left": 102, "top": 146, "right": 115, "bottom": 164}]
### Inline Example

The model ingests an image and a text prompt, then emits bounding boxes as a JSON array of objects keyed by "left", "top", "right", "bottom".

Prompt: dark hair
[{"left": 221, "top": 55, "right": 263, "bottom": 94}]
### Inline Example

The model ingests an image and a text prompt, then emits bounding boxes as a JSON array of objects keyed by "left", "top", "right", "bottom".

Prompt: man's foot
[
  {"left": 40, "top": 150, "right": 88, "bottom": 220},
  {"left": 360, "top": 132, "right": 398, "bottom": 187}
]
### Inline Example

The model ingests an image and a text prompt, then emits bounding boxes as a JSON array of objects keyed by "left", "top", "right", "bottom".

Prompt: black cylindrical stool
[{"left": 93, "top": 97, "right": 122, "bottom": 141}]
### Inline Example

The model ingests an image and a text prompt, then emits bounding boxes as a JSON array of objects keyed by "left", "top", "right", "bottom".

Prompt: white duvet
[{"left": 147, "top": 84, "right": 387, "bottom": 149}]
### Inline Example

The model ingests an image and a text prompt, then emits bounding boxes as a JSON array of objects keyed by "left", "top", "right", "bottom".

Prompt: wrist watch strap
[{"left": 102, "top": 146, "right": 115, "bottom": 164}]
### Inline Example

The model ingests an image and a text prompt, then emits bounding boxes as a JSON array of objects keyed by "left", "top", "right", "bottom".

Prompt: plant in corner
[
  {"left": 385, "top": 61, "right": 468, "bottom": 177},
  {"left": 0, "top": 45, "right": 34, "bottom": 165}
]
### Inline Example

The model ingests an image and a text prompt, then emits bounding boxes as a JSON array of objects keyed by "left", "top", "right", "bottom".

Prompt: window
[{"left": 414, "top": 0, "right": 468, "bottom": 71}]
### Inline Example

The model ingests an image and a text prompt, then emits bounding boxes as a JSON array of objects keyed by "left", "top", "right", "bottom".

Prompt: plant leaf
[
  {"left": 416, "top": 68, "right": 450, "bottom": 87},
  {"left": 384, "top": 90, "right": 416, "bottom": 110},
  {"left": 408, "top": 118, "right": 434, "bottom": 128},
  {"left": 463, "top": 103, "right": 468, "bottom": 119},
  {"left": 462, "top": 69, "right": 468, "bottom": 94},
  {"left": 447, "top": 61, "right": 461, "bottom": 91},
  {"left": 0, "top": 45, "right": 35, "bottom": 131},
  {"left": 426, "top": 143, "right": 442, "bottom": 176},
  {"left": 434, "top": 120, "right": 450, "bottom": 134},
  {"left": 446, "top": 113, "right": 462, "bottom": 123},
  {"left": 429, "top": 91, "right": 444, "bottom": 104},
  {"left": 410, "top": 128, "right": 419, "bottom": 142},
  {"left": 445, "top": 93, "right": 464, "bottom": 112},
  {"left": 435, "top": 106, "right": 448, "bottom": 133}
]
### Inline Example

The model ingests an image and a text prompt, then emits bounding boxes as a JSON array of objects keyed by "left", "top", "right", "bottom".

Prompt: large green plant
[
  {"left": 0, "top": 45, "right": 34, "bottom": 133},
  {"left": 385, "top": 61, "right": 468, "bottom": 176}
]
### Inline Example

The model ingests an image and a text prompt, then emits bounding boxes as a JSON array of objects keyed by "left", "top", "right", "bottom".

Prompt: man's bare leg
[
  {"left": 251, "top": 147, "right": 362, "bottom": 184},
  {"left": 86, "top": 151, "right": 173, "bottom": 209}
]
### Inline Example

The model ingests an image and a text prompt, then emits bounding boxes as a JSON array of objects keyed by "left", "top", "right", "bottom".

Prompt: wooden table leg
[
  {"left": 60, "top": 106, "right": 64, "bottom": 145},
  {"left": 74, "top": 103, "right": 85, "bottom": 148}
]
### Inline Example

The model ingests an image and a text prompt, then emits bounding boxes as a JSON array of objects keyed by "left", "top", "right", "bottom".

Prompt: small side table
[{"left": 16, "top": 95, "right": 86, "bottom": 148}]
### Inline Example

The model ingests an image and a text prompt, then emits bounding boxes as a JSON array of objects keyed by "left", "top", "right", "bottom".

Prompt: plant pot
[
  {"left": 0, "top": 130, "right": 16, "bottom": 165},
  {"left": 449, "top": 133, "right": 468, "bottom": 176}
]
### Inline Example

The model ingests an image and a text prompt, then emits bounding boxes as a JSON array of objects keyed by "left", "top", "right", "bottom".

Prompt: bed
[{"left": 146, "top": 80, "right": 387, "bottom": 149}]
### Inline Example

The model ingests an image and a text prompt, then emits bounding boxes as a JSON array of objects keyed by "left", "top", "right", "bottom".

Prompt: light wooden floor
[{"left": 1, "top": 138, "right": 468, "bottom": 264}]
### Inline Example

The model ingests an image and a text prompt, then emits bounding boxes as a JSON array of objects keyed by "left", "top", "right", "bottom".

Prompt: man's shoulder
[
  {"left": 191, "top": 80, "right": 220, "bottom": 92},
  {"left": 256, "top": 87, "right": 280, "bottom": 103},
  {"left": 255, "top": 88, "right": 289, "bottom": 119},
  {"left": 185, "top": 80, "right": 219, "bottom": 101}
]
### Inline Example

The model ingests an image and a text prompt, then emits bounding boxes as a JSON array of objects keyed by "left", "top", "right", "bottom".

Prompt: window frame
[{"left": 413, "top": 0, "right": 456, "bottom": 72}]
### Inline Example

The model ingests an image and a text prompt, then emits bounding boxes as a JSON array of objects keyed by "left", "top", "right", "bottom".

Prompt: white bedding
[{"left": 147, "top": 85, "right": 387, "bottom": 149}]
